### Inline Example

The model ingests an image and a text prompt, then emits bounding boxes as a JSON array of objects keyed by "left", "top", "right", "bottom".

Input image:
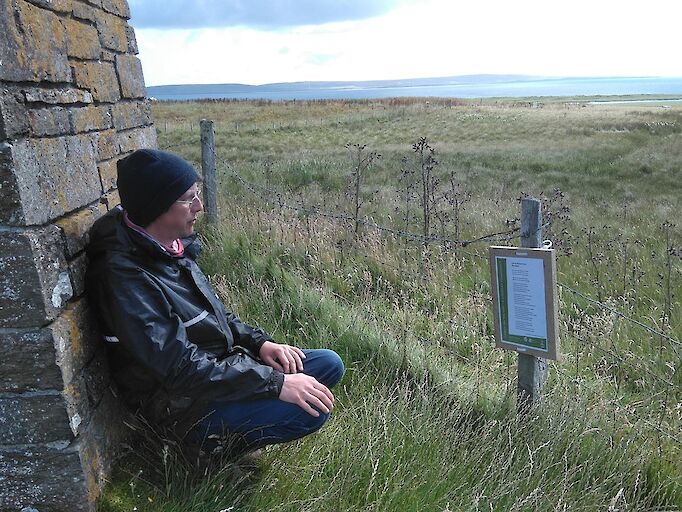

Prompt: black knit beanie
[{"left": 116, "top": 149, "right": 199, "bottom": 226}]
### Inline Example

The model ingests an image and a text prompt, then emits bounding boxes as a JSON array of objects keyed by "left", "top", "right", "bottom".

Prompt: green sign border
[{"left": 489, "top": 246, "right": 559, "bottom": 360}]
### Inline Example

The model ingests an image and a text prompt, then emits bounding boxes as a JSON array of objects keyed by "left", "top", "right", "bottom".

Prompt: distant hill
[
  {"left": 146, "top": 75, "right": 541, "bottom": 98},
  {"left": 146, "top": 75, "right": 682, "bottom": 101}
]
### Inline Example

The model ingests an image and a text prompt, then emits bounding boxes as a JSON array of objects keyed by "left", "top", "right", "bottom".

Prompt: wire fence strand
[
  {"left": 220, "top": 160, "right": 681, "bottom": 355},
  {"left": 561, "top": 328, "right": 676, "bottom": 390},
  {"left": 221, "top": 160, "right": 523, "bottom": 248},
  {"left": 559, "top": 283, "right": 682, "bottom": 348}
]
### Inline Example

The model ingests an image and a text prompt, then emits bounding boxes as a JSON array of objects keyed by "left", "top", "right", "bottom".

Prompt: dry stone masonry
[{"left": 0, "top": 0, "right": 156, "bottom": 509}]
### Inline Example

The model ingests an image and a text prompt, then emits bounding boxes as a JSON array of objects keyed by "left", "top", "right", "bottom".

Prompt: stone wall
[{"left": 0, "top": 0, "right": 156, "bottom": 509}]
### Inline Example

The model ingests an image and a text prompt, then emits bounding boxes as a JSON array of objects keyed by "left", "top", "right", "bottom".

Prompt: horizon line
[{"left": 145, "top": 74, "right": 682, "bottom": 89}]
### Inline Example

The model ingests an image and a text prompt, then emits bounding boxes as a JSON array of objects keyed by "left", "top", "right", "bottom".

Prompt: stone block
[
  {"left": 0, "top": 87, "right": 30, "bottom": 139},
  {"left": 115, "top": 55, "right": 147, "bottom": 99},
  {"left": 23, "top": 87, "right": 94, "bottom": 105},
  {"left": 62, "top": 17, "right": 101, "bottom": 60},
  {"left": 63, "top": 379, "right": 90, "bottom": 438},
  {"left": 94, "top": 10, "right": 128, "bottom": 52},
  {"left": 0, "top": 443, "right": 89, "bottom": 512},
  {"left": 2, "top": 135, "right": 101, "bottom": 225},
  {"left": 27, "top": 106, "right": 71, "bottom": 137},
  {"left": 56, "top": 202, "right": 107, "bottom": 257},
  {"left": 91, "top": 128, "right": 118, "bottom": 160},
  {"left": 49, "top": 299, "right": 101, "bottom": 387},
  {"left": 0, "top": 142, "right": 23, "bottom": 224},
  {"left": 24, "top": 0, "right": 73, "bottom": 14},
  {"left": 72, "top": 61, "right": 121, "bottom": 103},
  {"left": 69, "top": 252, "right": 89, "bottom": 296},
  {"left": 0, "top": 0, "right": 71, "bottom": 83},
  {"left": 70, "top": 105, "right": 113, "bottom": 133},
  {"left": 111, "top": 100, "right": 152, "bottom": 130},
  {"left": 0, "top": 328, "right": 63, "bottom": 392},
  {"left": 98, "top": 156, "right": 119, "bottom": 191},
  {"left": 0, "top": 392, "right": 73, "bottom": 445},
  {"left": 72, "top": 1, "right": 97, "bottom": 22},
  {"left": 0, "top": 226, "right": 70, "bottom": 328},
  {"left": 63, "top": 351, "right": 110, "bottom": 436},
  {"left": 102, "top": 189, "right": 120, "bottom": 210},
  {"left": 101, "top": 0, "right": 130, "bottom": 18},
  {"left": 125, "top": 24, "right": 138, "bottom": 54},
  {"left": 100, "top": 49, "right": 116, "bottom": 61},
  {"left": 117, "top": 125, "right": 157, "bottom": 154},
  {"left": 78, "top": 389, "right": 132, "bottom": 503}
]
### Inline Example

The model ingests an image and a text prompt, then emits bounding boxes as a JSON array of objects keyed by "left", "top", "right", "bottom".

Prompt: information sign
[{"left": 489, "top": 246, "right": 560, "bottom": 360}]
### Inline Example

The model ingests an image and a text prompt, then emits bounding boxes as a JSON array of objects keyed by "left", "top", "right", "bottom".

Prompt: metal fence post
[
  {"left": 200, "top": 119, "right": 218, "bottom": 225},
  {"left": 518, "top": 197, "right": 548, "bottom": 411}
]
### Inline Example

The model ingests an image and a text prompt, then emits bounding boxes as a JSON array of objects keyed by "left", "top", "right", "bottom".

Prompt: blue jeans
[{"left": 191, "top": 348, "right": 344, "bottom": 453}]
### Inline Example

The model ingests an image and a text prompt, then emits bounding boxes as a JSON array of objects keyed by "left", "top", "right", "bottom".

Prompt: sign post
[{"left": 489, "top": 198, "right": 559, "bottom": 412}]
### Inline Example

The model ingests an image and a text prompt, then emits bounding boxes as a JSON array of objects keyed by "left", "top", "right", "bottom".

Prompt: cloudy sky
[{"left": 129, "top": 0, "right": 682, "bottom": 86}]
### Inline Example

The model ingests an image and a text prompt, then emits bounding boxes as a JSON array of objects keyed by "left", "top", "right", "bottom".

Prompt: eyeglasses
[{"left": 175, "top": 189, "right": 202, "bottom": 206}]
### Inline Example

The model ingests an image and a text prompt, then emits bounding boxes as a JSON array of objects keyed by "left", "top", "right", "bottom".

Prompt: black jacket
[{"left": 85, "top": 207, "right": 284, "bottom": 432}]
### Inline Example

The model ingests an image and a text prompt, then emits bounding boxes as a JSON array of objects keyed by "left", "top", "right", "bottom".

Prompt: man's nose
[{"left": 193, "top": 197, "right": 204, "bottom": 212}]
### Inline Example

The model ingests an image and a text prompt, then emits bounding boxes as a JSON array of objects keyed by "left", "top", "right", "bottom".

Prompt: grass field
[{"left": 100, "top": 97, "right": 681, "bottom": 511}]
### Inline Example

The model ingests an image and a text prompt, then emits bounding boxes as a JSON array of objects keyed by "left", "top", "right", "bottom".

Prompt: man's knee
[
  {"left": 306, "top": 348, "right": 345, "bottom": 387},
  {"left": 290, "top": 409, "right": 330, "bottom": 438},
  {"left": 325, "top": 349, "right": 345, "bottom": 386}
]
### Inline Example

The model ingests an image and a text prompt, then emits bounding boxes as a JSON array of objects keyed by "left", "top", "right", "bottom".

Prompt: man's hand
[
  {"left": 259, "top": 340, "right": 305, "bottom": 374},
  {"left": 279, "top": 373, "right": 334, "bottom": 417}
]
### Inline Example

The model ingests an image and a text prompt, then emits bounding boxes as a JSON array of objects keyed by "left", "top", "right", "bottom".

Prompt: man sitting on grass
[{"left": 86, "top": 149, "right": 344, "bottom": 455}]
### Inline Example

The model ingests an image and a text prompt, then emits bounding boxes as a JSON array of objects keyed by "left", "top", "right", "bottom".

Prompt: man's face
[{"left": 149, "top": 183, "right": 203, "bottom": 241}]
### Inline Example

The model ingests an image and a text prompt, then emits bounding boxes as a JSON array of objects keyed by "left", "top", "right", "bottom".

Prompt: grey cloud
[{"left": 128, "top": 0, "right": 407, "bottom": 29}]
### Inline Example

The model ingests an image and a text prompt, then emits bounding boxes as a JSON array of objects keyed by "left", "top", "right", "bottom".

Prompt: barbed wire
[
  {"left": 224, "top": 170, "right": 679, "bottom": 439},
  {"left": 158, "top": 142, "right": 188, "bottom": 152},
  {"left": 562, "top": 329, "right": 675, "bottom": 389},
  {"left": 559, "top": 283, "right": 682, "bottom": 349},
  {"left": 318, "top": 243, "right": 677, "bottom": 393},
  {"left": 550, "top": 362, "right": 680, "bottom": 446},
  {"left": 363, "top": 248, "right": 681, "bottom": 386},
  {"left": 346, "top": 250, "right": 492, "bottom": 305},
  {"left": 220, "top": 160, "right": 526, "bottom": 248},
  {"left": 219, "top": 160, "right": 681, "bottom": 359},
  {"left": 639, "top": 417, "right": 682, "bottom": 446}
]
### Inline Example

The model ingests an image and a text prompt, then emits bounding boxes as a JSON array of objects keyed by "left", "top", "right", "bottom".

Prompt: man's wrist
[
  {"left": 269, "top": 369, "right": 285, "bottom": 396},
  {"left": 252, "top": 329, "right": 273, "bottom": 354},
  {"left": 255, "top": 338, "right": 273, "bottom": 355}
]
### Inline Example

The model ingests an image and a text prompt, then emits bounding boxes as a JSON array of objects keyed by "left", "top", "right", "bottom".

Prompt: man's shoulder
[
  {"left": 181, "top": 234, "right": 202, "bottom": 260},
  {"left": 87, "top": 207, "right": 146, "bottom": 273},
  {"left": 89, "top": 206, "right": 125, "bottom": 250},
  {"left": 89, "top": 207, "right": 158, "bottom": 262}
]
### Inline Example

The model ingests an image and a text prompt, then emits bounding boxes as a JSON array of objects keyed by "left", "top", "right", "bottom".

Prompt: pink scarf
[{"left": 123, "top": 211, "right": 185, "bottom": 257}]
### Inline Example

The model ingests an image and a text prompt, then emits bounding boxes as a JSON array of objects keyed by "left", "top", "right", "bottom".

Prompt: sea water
[{"left": 147, "top": 76, "right": 682, "bottom": 102}]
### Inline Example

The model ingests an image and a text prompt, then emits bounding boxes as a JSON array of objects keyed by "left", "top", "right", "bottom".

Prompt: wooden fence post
[
  {"left": 518, "top": 198, "right": 548, "bottom": 411},
  {"left": 200, "top": 119, "right": 218, "bottom": 225}
]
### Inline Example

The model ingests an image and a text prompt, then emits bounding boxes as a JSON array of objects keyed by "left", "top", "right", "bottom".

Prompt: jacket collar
[
  {"left": 122, "top": 210, "right": 185, "bottom": 257},
  {"left": 113, "top": 206, "right": 202, "bottom": 261}
]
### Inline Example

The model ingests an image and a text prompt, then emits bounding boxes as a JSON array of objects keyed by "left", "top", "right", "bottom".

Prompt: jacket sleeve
[
  {"left": 226, "top": 312, "right": 274, "bottom": 355},
  {"left": 97, "top": 266, "right": 284, "bottom": 402}
]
